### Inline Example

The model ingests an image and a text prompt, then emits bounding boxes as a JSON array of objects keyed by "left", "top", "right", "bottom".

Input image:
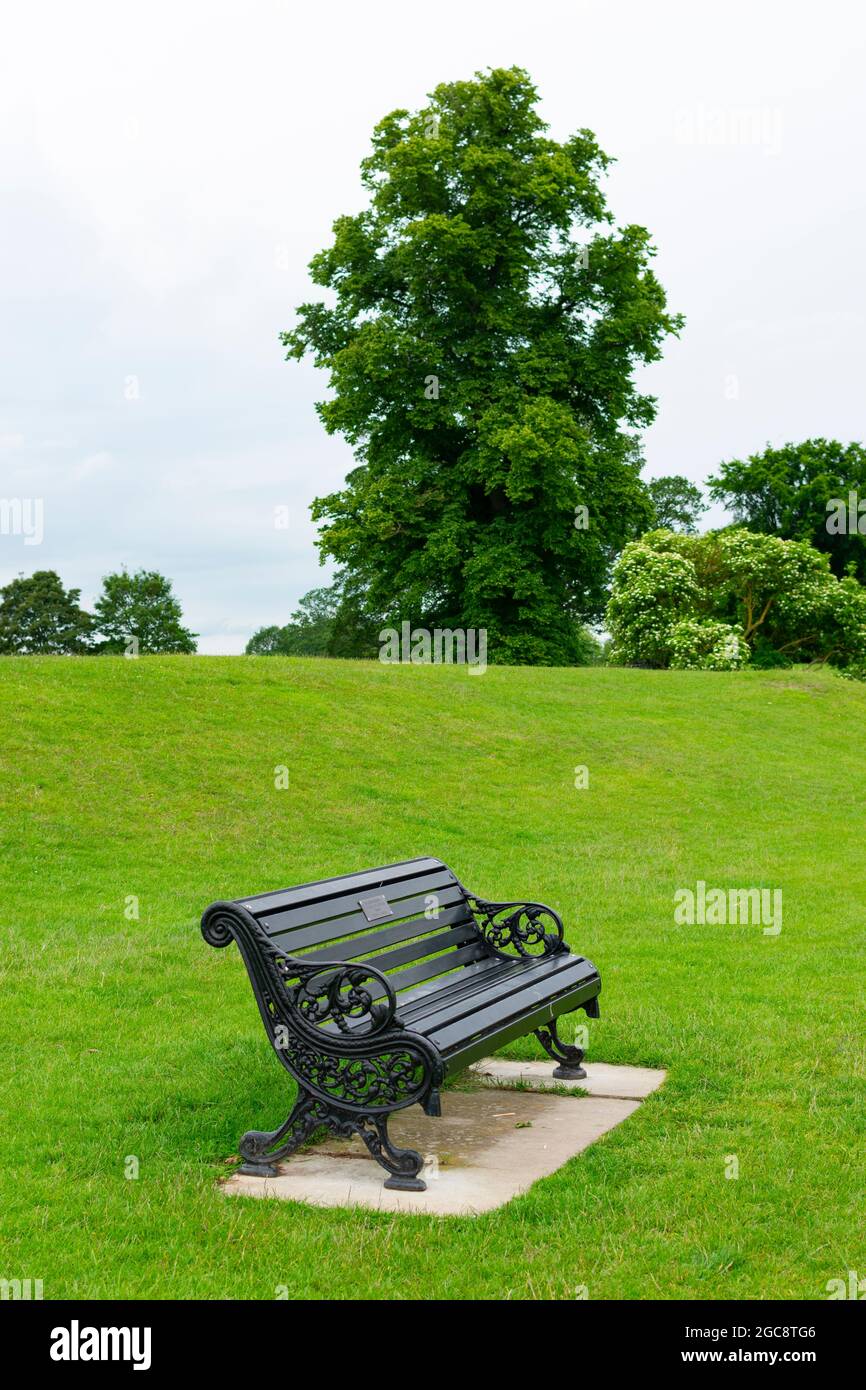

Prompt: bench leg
[
  {"left": 354, "top": 1115, "right": 427, "bottom": 1192},
  {"left": 237, "top": 1091, "right": 326, "bottom": 1177},
  {"left": 237, "top": 1093, "right": 427, "bottom": 1190},
  {"left": 535, "top": 1018, "right": 587, "bottom": 1080}
]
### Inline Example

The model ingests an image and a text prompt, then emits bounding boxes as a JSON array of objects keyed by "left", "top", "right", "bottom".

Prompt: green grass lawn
[{"left": 1, "top": 655, "right": 864, "bottom": 1300}]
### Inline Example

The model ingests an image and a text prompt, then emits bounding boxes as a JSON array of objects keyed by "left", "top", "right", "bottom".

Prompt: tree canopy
[
  {"left": 0, "top": 571, "right": 92, "bottom": 654},
  {"left": 707, "top": 439, "right": 866, "bottom": 581},
  {"left": 284, "top": 66, "right": 683, "bottom": 664},
  {"left": 646, "top": 474, "right": 707, "bottom": 533},
  {"left": 93, "top": 570, "right": 197, "bottom": 653},
  {"left": 247, "top": 586, "right": 343, "bottom": 656}
]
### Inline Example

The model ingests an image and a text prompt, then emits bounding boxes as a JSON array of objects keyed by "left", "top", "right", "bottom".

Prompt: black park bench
[{"left": 202, "top": 857, "right": 601, "bottom": 1191}]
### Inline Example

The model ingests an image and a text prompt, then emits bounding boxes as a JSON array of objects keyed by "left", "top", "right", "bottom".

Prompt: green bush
[
  {"left": 607, "top": 527, "right": 866, "bottom": 676},
  {"left": 668, "top": 618, "right": 748, "bottom": 670},
  {"left": 604, "top": 545, "right": 700, "bottom": 666}
]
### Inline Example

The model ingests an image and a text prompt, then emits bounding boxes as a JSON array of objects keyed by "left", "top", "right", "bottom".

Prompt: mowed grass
[{"left": 1, "top": 655, "right": 864, "bottom": 1301}]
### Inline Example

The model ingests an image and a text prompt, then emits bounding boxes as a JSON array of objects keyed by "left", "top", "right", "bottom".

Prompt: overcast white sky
[{"left": 1, "top": 0, "right": 864, "bottom": 651}]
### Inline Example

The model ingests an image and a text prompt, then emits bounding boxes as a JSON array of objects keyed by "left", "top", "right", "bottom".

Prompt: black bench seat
[{"left": 202, "top": 857, "right": 601, "bottom": 1191}]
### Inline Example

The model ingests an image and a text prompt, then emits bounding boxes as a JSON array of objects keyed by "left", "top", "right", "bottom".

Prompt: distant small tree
[
  {"left": 0, "top": 570, "right": 93, "bottom": 654},
  {"left": 282, "top": 587, "right": 342, "bottom": 654},
  {"left": 246, "top": 577, "right": 381, "bottom": 658},
  {"left": 646, "top": 475, "right": 707, "bottom": 533},
  {"left": 247, "top": 587, "right": 338, "bottom": 656},
  {"left": 93, "top": 569, "right": 196, "bottom": 653},
  {"left": 246, "top": 624, "right": 293, "bottom": 655},
  {"left": 573, "top": 626, "right": 605, "bottom": 664},
  {"left": 324, "top": 575, "right": 382, "bottom": 658},
  {"left": 605, "top": 542, "right": 703, "bottom": 666}
]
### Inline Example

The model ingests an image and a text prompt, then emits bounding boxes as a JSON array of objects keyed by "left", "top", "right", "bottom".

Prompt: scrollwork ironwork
[
  {"left": 293, "top": 962, "right": 396, "bottom": 1035},
  {"left": 236, "top": 1090, "right": 426, "bottom": 1188},
  {"left": 535, "top": 1017, "right": 587, "bottom": 1079},
  {"left": 467, "top": 896, "right": 566, "bottom": 960},
  {"left": 200, "top": 902, "right": 443, "bottom": 1123}
]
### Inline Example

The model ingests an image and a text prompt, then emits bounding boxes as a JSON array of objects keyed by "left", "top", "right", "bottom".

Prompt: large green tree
[
  {"left": 707, "top": 439, "right": 866, "bottom": 581},
  {"left": 93, "top": 569, "right": 196, "bottom": 653},
  {"left": 284, "top": 67, "right": 683, "bottom": 664},
  {"left": 0, "top": 570, "right": 92, "bottom": 654}
]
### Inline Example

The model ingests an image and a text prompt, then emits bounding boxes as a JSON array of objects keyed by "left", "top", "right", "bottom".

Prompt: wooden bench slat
[
  {"left": 296, "top": 926, "right": 478, "bottom": 990},
  {"left": 426, "top": 958, "right": 598, "bottom": 1053},
  {"left": 381, "top": 953, "right": 503, "bottom": 1013},
  {"left": 440, "top": 981, "right": 598, "bottom": 1074},
  {"left": 239, "top": 857, "right": 450, "bottom": 917},
  {"left": 398, "top": 950, "right": 574, "bottom": 1026},
  {"left": 316, "top": 941, "right": 488, "bottom": 1013},
  {"left": 361, "top": 922, "right": 479, "bottom": 975},
  {"left": 297, "top": 904, "right": 474, "bottom": 964},
  {"left": 384, "top": 941, "right": 487, "bottom": 996},
  {"left": 333, "top": 951, "right": 584, "bottom": 1037},
  {"left": 410, "top": 952, "right": 588, "bottom": 1036},
  {"left": 263, "top": 878, "right": 465, "bottom": 950}
]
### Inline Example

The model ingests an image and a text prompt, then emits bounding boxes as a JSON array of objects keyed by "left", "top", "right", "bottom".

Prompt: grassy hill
[{"left": 1, "top": 655, "right": 864, "bottom": 1300}]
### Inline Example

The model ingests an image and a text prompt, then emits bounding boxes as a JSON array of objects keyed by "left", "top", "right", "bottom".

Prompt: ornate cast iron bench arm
[
  {"left": 201, "top": 902, "right": 443, "bottom": 1188},
  {"left": 202, "top": 901, "right": 401, "bottom": 1037},
  {"left": 466, "top": 895, "right": 589, "bottom": 1076},
  {"left": 467, "top": 896, "right": 567, "bottom": 960}
]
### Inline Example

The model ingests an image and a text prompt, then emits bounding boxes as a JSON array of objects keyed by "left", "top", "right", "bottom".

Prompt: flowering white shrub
[
  {"left": 606, "top": 543, "right": 700, "bottom": 665},
  {"left": 606, "top": 527, "right": 866, "bottom": 675},
  {"left": 668, "top": 618, "right": 749, "bottom": 670}
]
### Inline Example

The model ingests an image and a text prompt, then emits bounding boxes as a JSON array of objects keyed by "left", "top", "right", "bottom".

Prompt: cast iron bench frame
[{"left": 202, "top": 856, "right": 601, "bottom": 1191}]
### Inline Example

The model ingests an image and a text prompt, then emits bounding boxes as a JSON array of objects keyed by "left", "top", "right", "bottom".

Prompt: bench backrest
[{"left": 234, "top": 857, "right": 487, "bottom": 1000}]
